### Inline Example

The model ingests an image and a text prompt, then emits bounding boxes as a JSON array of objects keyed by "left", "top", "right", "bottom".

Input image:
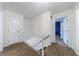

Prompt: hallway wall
[
  {"left": 32, "top": 11, "right": 55, "bottom": 46},
  {"left": 24, "top": 18, "right": 30, "bottom": 40},
  {"left": 74, "top": 3, "right": 79, "bottom": 55},
  {"left": 0, "top": 3, "right": 3, "bottom": 51}
]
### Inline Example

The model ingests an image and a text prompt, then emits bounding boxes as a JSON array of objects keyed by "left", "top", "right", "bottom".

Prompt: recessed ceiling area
[{"left": 2, "top": 2, "right": 76, "bottom": 19}]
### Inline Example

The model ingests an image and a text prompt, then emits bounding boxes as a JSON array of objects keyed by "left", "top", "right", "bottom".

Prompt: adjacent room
[{"left": 0, "top": 2, "right": 79, "bottom": 56}]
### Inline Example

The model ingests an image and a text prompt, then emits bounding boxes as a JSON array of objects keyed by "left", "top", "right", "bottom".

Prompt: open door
[
  {"left": 55, "top": 16, "right": 68, "bottom": 45},
  {"left": 62, "top": 17, "right": 68, "bottom": 45}
]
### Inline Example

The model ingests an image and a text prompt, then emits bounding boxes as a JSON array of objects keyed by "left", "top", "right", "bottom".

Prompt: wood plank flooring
[
  {"left": 44, "top": 43, "right": 76, "bottom": 56},
  {"left": 0, "top": 40, "right": 76, "bottom": 56},
  {"left": 0, "top": 42, "right": 39, "bottom": 56}
]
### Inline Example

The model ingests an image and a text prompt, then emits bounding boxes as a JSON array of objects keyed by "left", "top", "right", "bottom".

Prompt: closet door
[{"left": 8, "top": 17, "right": 20, "bottom": 45}]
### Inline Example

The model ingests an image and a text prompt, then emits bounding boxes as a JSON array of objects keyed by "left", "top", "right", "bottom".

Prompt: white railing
[{"left": 34, "top": 35, "right": 50, "bottom": 56}]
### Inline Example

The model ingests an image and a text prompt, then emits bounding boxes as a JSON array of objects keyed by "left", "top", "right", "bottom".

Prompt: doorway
[
  {"left": 55, "top": 22, "right": 61, "bottom": 39},
  {"left": 55, "top": 16, "right": 68, "bottom": 46}
]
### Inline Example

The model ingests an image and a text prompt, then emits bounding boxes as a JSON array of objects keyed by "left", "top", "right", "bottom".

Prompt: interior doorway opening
[
  {"left": 55, "top": 22, "right": 61, "bottom": 39},
  {"left": 55, "top": 16, "right": 68, "bottom": 46}
]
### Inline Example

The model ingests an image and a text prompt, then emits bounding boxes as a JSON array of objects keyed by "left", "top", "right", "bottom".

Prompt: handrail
[
  {"left": 33, "top": 35, "right": 50, "bottom": 46},
  {"left": 33, "top": 35, "right": 50, "bottom": 56}
]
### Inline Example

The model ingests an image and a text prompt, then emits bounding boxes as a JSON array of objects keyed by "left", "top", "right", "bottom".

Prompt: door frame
[{"left": 55, "top": 16, "right": 68, "bottom": 45}]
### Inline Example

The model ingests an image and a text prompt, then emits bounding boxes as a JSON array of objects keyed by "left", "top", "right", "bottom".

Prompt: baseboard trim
[
  {"left": 0, "top": 48, "right": 3, "bottom": 51},
  {"left": 3, "top": 41, "right": 24, "bottom": 48},
  {"left": 74, "top": 49, "right": 79, "bottom": 56}
]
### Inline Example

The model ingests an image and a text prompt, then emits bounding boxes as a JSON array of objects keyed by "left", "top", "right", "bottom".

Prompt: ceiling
[{"left": 2, "top": 2, "right": 76, "bottom": 19}]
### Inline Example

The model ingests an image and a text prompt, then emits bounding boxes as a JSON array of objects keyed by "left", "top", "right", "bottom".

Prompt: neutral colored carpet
[{"left": 0, "top": 42, "right": 39, "bottom": 56}]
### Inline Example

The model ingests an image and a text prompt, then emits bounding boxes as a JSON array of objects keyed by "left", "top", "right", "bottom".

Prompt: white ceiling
[{"left": 2, "top": 2, "right": 76, "bottom": 19}]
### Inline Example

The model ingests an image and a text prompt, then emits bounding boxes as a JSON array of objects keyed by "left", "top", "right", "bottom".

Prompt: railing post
[
  {"left": 42, "top": 40, "right": 44, "bottom": 56},
  {"left": 35, "top": 35, "right": 49, "bottom": 56}
]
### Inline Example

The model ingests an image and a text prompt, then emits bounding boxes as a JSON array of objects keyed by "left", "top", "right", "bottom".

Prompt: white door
[
  {"left": 60, "top": 22, "right": 63, "bottom": 39},
  {"left": 63, "top": 17, "right": 68, "bottom": 45},
  {"left": 8, "top": 17, "right": 21, "bottom": 45}
]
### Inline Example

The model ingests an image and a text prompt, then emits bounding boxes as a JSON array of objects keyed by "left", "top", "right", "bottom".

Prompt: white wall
[
  {"left": 0, "top": 3, "right": 3, "bottom": 51},
  {"left": 52, "top": 9, "right": 75, "bottom": 50},
  {"left": 23, "top": 18, "right": 33, "bottom": 41},
  {"left": 72, "top": 2, "right": 79, "bottom": 55},
  {"left": 75, "top": 9, "right": 79, "bottom": 55},
  {"left": 33, "top": 11, "right": 55, "bottom": 47},
  {"left": 3, "top": 10, "right": 24, "bottom": 47},
  {"left": 24, "top": 18, "right": 29, "bottom": 39},
  {"left": 72, "top": 6, "right": 76, "bottom": 54},
  {"left": 24, "top": 11, "right": 55, "bottom": 51}
]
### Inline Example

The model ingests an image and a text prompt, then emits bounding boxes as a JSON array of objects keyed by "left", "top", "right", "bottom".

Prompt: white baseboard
[
  {"left": 74, "top": 49, "right": 79, "bottom": 56},
  {"left": 75, "top": 51, "right": 79, "bottom": 56},
  {"left": 3, "top": 40, "right": 24, "bottom": 48},
  {"left": 0, "top": 48, "right": 3, "bottom": 51}
]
